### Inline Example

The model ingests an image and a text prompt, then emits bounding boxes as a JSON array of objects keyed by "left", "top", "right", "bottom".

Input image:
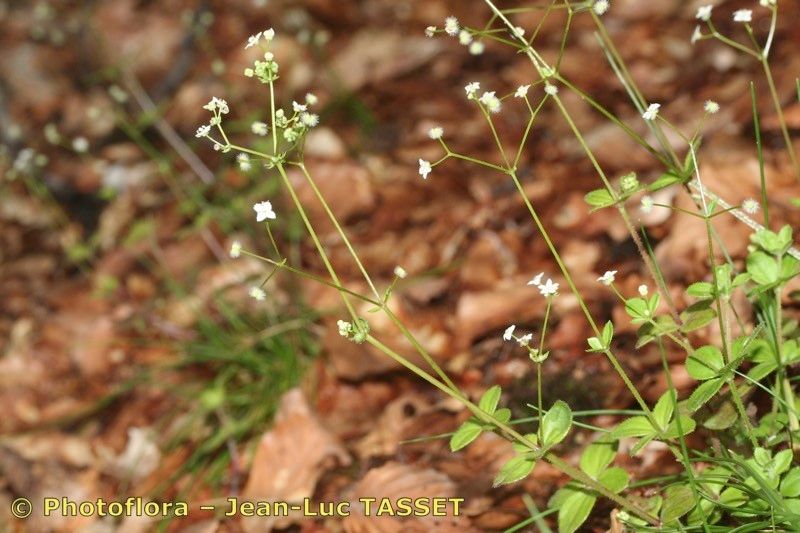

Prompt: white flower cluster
[
  {"left": 196, "top": 97, "right": 232, "bottom": 149},
  {"left": 336, "top": 318, "right": 370, "bottom": 344},
  {"left": 502, "top": 325, "right": 546, "bottom": 362},
  {"left": 437, "top": 15, "right": 484, "bottom": 55},
  {"left": 274, "top": 93, "right": 320, "bottom": 143},
  {"left": 527, "top": 272, "right": 559, "bottom": 297},
  {"left": 245, "top": 28, "right": 275, "bottom": 49},
  {"left": 593, "top": 0, "right": 610, "bottom": 15},
  {"left": 244, "top": 51, "right": 279, "bottom": 84}
]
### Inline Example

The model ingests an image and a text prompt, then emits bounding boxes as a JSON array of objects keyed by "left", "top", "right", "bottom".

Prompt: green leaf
[
  {"left": 587, "top": 336, "right": 604, "bottom": 352},
  {"left": 686, "top": 345, "right": 724, "bottom": 381},
  {"left": 702, "top": 400, "right": 738, "bottom": 430},
  {"left": 774, "top": 449, "right": 793, "bottom": 476},
  {"left": 479, "top": 385, "right": 502, "bottom": 414},
  {"left": 648, "top": 171, "right": 684, "bottom": 191},
  {"left": 580, "top": 438, "right": 617, "bottom": 478},
  {"left": 685, "top": 378, "right": 724, "bottom": 412},
  {"left": 686, "top": 281, "right": 714, "bottom": 299},
  {"left": 679, "top": 308, "right": 717, "bottom": 333},
  {"left": 625, "top": 297, "right": 650, "bottom": 324},
  {"left": 661, "top": 485, "right": 695, "bottom": 524},
  {"left": 602, "top": 321, "right": 614, "bottom": 345},
  {"left": 598, "top": 466, "right": 629, "bottom": 493},
  {"left": 781, "top": 468, "right": 800, "bottom": 498},
  {"left": 494, "top": 408, "right": 512, "bottom": 424},
  {"left": 663, "top": 415, "right": 696, "bottom": 438},
  {"left": 584, "top": 188, "right": 615, "bottom": 209},
  {"left": 653, "top": 392, "right": 675, "bottom": 430},
  {"left": 612, "top": 416, "right": 655, "bottom": 438},
  {"left": 558, "top": 490, "right": 597, "bottom": 533},
  {"left": 512, "top": 433, "right": 539, "bottom": 453},
  {"left": 493, "top": 454, "right": 536, "bottom": 487},
  {"left": 541, "top": 400, "right": 572, "bottom": 449},
  {"left": 747, "top": 251, "right": 780, "bottom": 286},
  {"left": 450, "top": 419, "right": 483, "bottom": 452}
]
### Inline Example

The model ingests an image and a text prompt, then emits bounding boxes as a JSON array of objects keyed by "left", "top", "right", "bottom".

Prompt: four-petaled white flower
[
  {"left": 696, "top": 5, "right": 713, "bottom": 21},
  {"left": 642, "top": 103, "right": 661, "bottom": 121},
  {"left": 249, "top": 286, "right": 266, "bottom": 301},
  {"left": 394, "top": 266, "right": 408, "bottom": 279},
  {"left": 418, "top": 159, "right": 432, "bottom": 180},
  {"left": 444, "top": 16, "right": 459, "bottom": 36},
  {"left": 638, "top": 284, "right": 649, "bottom": 297},
  {"left": 733, "top": 9, "right": 752, "bottom": 22},
  {"left": 515, "top": 85, "right": 530, "bottom": 98},
  {"left": 742, "top": 198, "right": 760, "bottom": 214},
  {"left": 544, "top": 83, "right": 558, "bottom": 96},
  {"left": 528, "top": 272, "right": 544, "bottom": 286},
  {"left": 293, "top": 101, "right": 307, "bottom": 113},
  {"left": 691, "top": 25, "right": 703, "bottom": 45},
  {"left": 458, "top": 30, "right": 473, "bottom": 45},
  {"left": 469, "top": 41, "right": 485, "bottom": 55},
  {"left": 203, "top": 97, "right": 229, "bottom": 114},
  {"left": 704, "top": 100, "right": 720, "bottom": 114},
  {"left": 518, "top": 333, "right": 533, "bottom": 347},
  {"left": 593, "top": 0, "right": 610, "bottom": 15},
  {"left": 253, "top": 201, "right": 277, "bottom": 222},
  {"left": 196, "top": 124, "right": 211, "bottom": 138},
  {"left": 539, "top": 279, "right": 559, "bottom": 297},
  {"left": 503, "top": 325, "right": 516, "bottom": 341},
  {"left": 640, "top": 195, "right": 655, "bottom": 214},
  {"left": 245, "top": 32, "right": 262, "bottom": 49},
  {"left": 429, "top": 127, "right": 444, "bottom": 140},
  {"left": 479, "top": 91, "right": 502, "bottom": 113},
  {"left": 263, "top": 28, "right": 275, "bottom": 41},
  {"left": 425, "top": 26, "right": 436, "bottom": 38},
  {"left": 229, "top": 241, "right": 242, "bottom": 258},
  {"left": 597, "top": 270, "right": 617, "bottom": 286},
  {"left": 465, "top": 82, "right": 481, "bottom": 99}
]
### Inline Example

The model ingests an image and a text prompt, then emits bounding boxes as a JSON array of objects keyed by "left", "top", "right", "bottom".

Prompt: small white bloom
[
  {"left": 428, "top": 127, "right": 444, "bottom": 140},
  {"left": 742, "top": 198, "right": 760, "bottom": 214},
  {"left": 759, "top": 0, "right": 776, "bottom": 6},
  {"left": 544, "top": 83, "right": 558, "bottom": 96},
  {"left": 263, "top": 28, "right": 275, "bottom": 41},
  {"left": 425, "top": 26, "right": 436, "bottom": 38},
  {"left": 503, "top": 325, "right": 516, "bottom": 341},
  {"left": 444, "top": 16, "right": 459, "bottom": 36},
  {"left": 597, "top": 270, "right": 617, "bottom": 286},
  {"left": 305, "top": 93, "right": 318, "bottom": 105},
  {"left": 733, "top": 9, "right": 752, "bottom": 23},
  {"left": 528, "top": 272, "right": 545, "bottom": 286},
  {"left": 196, "top": 124, "right": 211, "bottom": 138},
  {"left": 638, "top": 284, "right": 649, "bottom": 297},
  {"left": 245, "top": 32, "right": 262, "bottom": 49},
  {"left": 249, "top": 286, "right": 266, "bottom": 301},
  {"left": 72, "top": 136, "right": 89, "bottom": 153},
  {"left": 691, "top": 25, "right": 703, "bottom": 44},
  {"left": 696, "top": 5, "right": 713, "bottom": 21},
  {"left": 515, "top": 85, "right": 531, "bottom": 98},
  {"left": 539, "top": 279, "right": 559, "bottom": 297},
  {"left": 292, "top": 101, "right": 307, "bottom": 113},
  {"left": 518, "top": 333, "right": 533, "bottom": 347},
  {"left": 229, "top": 241, "right": 242, "bottom": 258},
  {"left": 337, "top": 319, "right": 351, "bottom": 337},
  {"left": 479, "top": 91, "right": 502, "bottom": 113},
  {"left": 251, "top": 121, "right": 269, "bottom": 136},
  {"left": 203, "top": 97, "right": 229, "bottom": 114},
  {"left": 642, "top": 103, "right": 661, "bottom": 121},
  {"left": 465, "top": 82, "right": 481, "bottom": 99},
  {"left": 237, "top": 153, "right": 251, "bottom": 171},
  {"left": 418, "top": 159, "right": 432, "bottom": 180},
  {"left": 458, "top": 29, "right": 473, "bottom": 45},
  {"left": 301, "top": 112, "right": 319, "bottom": 127},
  {"left": 253, "top": 201, "right": 277, "bottom": 222},
  {"left": 640, "top": 195, "right": 654, "bottom": 214},
  {"left": 394, "top": 266, "right": 408, "bottom": 279},
  {"left": 468, "top": 41, "right": 485, "bottom": 55},
  {"left": 704, "top": 100, "right": 720, "bottom": 114},
  {"left": 593, "top": 0, "right": 610, "bottom": 15},
  {"left": 244, "top": 68, "right": 254, "bottom": 77},
  {"left": 513, "top": 26, "right": 525, "bottom": 38}
]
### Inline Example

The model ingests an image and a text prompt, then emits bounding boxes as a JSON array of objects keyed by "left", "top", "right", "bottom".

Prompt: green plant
[{"left": 196, "top": 1, "right": 800, "bottom": 530}]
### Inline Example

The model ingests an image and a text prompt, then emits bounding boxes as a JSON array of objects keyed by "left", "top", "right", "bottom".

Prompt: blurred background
[{"left": 1, "top": 0, "right": 800, "bottom": 531}]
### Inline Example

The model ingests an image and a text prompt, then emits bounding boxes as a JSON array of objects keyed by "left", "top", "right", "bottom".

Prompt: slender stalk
[{"left": 761, "top": 57, "right": 800, "bottom": 179}]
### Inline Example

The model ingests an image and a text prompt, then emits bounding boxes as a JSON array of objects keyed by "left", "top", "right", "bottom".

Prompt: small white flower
[
  {"left": 518, "top": 333, "right": 533, "bottom": 347},
  {"left": 300, "top": 113, "right": 319, "bottom": 127},
  {"left": 394, "top": 266, "right": 408, "bottom": 279},
  {"left": 691, "top": 25, "right": 703, "bottom": 44},
  {"left": 305, "top": 93, "right": 318, "bottom": 105},
  {"left": 465, "top": 82, "right": 481, "bottom": 99},
  {"left": 642, "top": 103, "right": 661, "bottom": 121},
  {"left": 229, "top": 241, "right": 242, "bottom": 258},
  {"left": 513, "top": 26, "right": 525, "bottom": 38},
  {"left": 638, "top": 284, "right": 649, "bottom": 297},
  {"left": 428, "top": 127, "right": 444, "bottom": 140},
  {"left": 593, "top": 0, "right": 610, "bottom": 15},
  {"left": 444, "top": 16, "right": 459, "bottom": 36},
  {"left": 503, "top": 325, "right": 516, "bottom": 341},
  {"left": 263, "top": 28, "right": 275, "bottom": 41},
  {"left": 245, "top": 31, "right": 262, "bottom": 49},
  {"left": 640, "top": 195, "right": 654, "bottom": 214},
  {"left": 249, "top": 286, "right": 266, "bottom": 301},
  {"left": 759, "top": 0, "right": 776, "bottom": 6},
  {"left": 544, "top": 83, "right": 558, "bottom": 96},
  {"left": 528, "top": 272, "right": 545, "bottom": 286},
  {"left": 292, "top": 101, "right": 307, "bottom": 113},
  {"left": 253, "top": 201, "right": 277, "bottom": 222},
  {"left": 696, "top": 5, "right": 713, "bottom": 21},
  {"left": 742, "top": 198, "right": 760, "bottom": 214},
  {"left": 418, "top": 159, "right": 432, "bottom": 180},
  {"left": 203, "top": 97, "right": 229, "bottom": 114},
  {"left": 244, "top": 68, "right": 254, "bottom": 77},
  {"left": 733, "top": 9, "right": 752, "bottom": 23},
  {"left": 469, "top": 41, "right": 485, "bottom": 55},
  {"left": 515, "top": 85, "right": 531, "bottom": 98},
  {"left": 251, "top": 121, "right": 269, "bottom": 135},
  {"left": 597, "top": 270, "right": 617, "bottom": 286},
  {"left": 196, "top": 124, "right": 211, "bottom": 138},
  {"left": 539, "top": 279, "right": 559, "bottom": 297},
  {"left": 458, "top": 29, "right": 473, "bottom": 45},
  {"left": 704, "top": 100, "right": 720, "bottom": 114},
  {"left": 72, "top": 136, "right": 89, "bottom": 153},
  {"left": 337, "top": 319, "right": 351, "bottom": 337},
  {"left": 479, "top": 91, "right": 502, "bottom": 113},
  {"left": 425, "top": 26, "right": 436, "bottom": 38},
  {"left": 237, "top": 153, "right": 251, "bottom": 171}
]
